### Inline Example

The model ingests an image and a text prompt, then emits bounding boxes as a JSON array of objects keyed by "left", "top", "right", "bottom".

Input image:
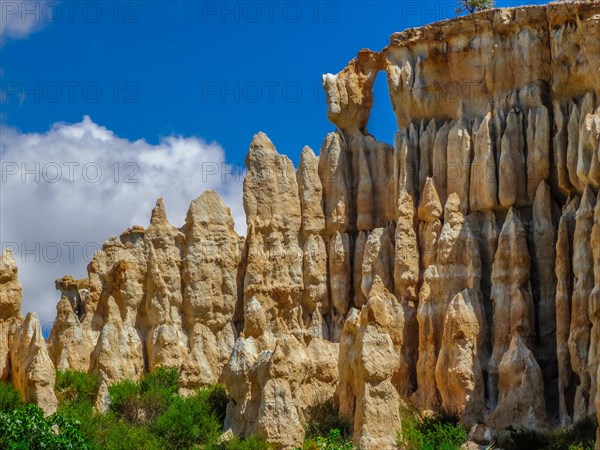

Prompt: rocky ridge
[{"left": 0, "top": 2, "right": 600, "bottom": 449}]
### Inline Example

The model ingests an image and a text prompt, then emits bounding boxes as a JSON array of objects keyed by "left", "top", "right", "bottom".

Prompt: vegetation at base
[
  {"left": 302, "top": 400, "right": 353, "bottom": 450},
  {"left": 0, "top": 403, "right": 90, "bottom": 449},
  {"left": 498, "top": 415, "right": 598, "bottom": 450},
  {"left": 0, "top": 368, "right": 270, "bottom": 449},
  {"left": 0, "top": 381, "right": 23, "bottom": 412},
  {"left": 456, "top": 0, "right": 496, "bottom": 14},
  {"left": 397, "top": 403, "right": 467, "bottom": 450}
]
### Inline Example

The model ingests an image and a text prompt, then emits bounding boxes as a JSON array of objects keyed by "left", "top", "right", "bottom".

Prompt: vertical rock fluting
[
  {"left": 569, "top": 186, "right": 595, "bottom": 422},
  {"left": 590, "top": 191, "right": 600, "bottom": 424},
  {"left": 340, "top": 277, "right": 402, "bottom": 450},
  {"left": 488, "top": 208, "right": 539, "bottom": 424},
  {"left": 243, "top": 133, "right": 304, "bottom": 328},
  {"left": 297, "top": 146, "right": 329, "bottom": 337},
  {"left": 531, "top": 181, "right": 558, "bottom": 416},
  {"left": 435, "top": 289, "right": 485, "bottom": 426},
  {"left": 556, "top": 196, "right": 580, "bottom": 426},
  {"left": 0, "top": 250, "right": 23, "bottom": 382},
  {"left": 144, "top": 198, "right": 189, "bottom": 370},
  {"left": 10, "top": 313, "right": 58, "bottom": 415},
  {"left": 180, "top": 191, "right": 243, "bottom": 391}
]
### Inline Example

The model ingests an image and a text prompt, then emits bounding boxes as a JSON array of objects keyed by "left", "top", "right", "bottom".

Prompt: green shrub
[
  {"left": 108, "top": 379, "right": 142, "bottom": 423},
  {"left": 210, "top": 435, "right": 273, "bottom": 450},
  {"left": 152, "top": 388, "right": 223, "bottom": 448},
  {"left": 88, "top": 411, "right": 165, "bottom": 450},
  {"left": 139, "top": 366, "right": 179, "bottom": 397},
  {"left": 56, "top": 369, "right": 100, "bottom": 405},
  {"left": 455, "top": 0, "right": 495, "bottom": 14},
  {"left": 304, "top": 400, "right": 352, "bottom": 441},
  {"left": 0, "top": 403, "right": 90, "bottom": 449},
  {"left": 0, "top": 382, "right": 23, "bottom": 413},
  {"left": 498, "top": 415, "right": 597, "bottom": 450},
  {"left": 397, "top": 405, "right": 467, "bottom": 450},
  {"left": 303, "top": 428, "right": 354, "bottom": 450},
  {"left": 108, "top": 366, "right": 181, "bottom": 424},
  {"left": 203, "top": 384, "right": 230, "bottom": 424}
]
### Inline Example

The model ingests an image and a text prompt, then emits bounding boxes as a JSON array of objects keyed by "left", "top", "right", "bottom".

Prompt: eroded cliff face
[{"left": 0, "top": 2, "right": 599, "bottom": 448}]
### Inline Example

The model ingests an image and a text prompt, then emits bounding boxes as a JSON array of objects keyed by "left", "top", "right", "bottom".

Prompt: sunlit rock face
[{"left": 3, "top": 2, "right": 599, "bottom": 448}]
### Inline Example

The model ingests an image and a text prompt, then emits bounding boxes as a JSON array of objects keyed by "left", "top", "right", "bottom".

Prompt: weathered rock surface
[
  {"left": 10, "top": 313, "right": 58, "bottom": 415},
  {"left": 2, "top": 3, "right": 600, "bottom": 448}
]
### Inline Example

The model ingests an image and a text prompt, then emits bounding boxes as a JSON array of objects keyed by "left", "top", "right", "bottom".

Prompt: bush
[
  {"left": 0, "top": 382, "right": 23, "bottom": 413},
  {"left": 0, "top": 403, "right": 90, "bottom": 449},
  {"left": 152, "top": 387, "right": 223, "bottom": 448},
  {"left": 303, "top": 428, "right": 354, "bottom": 450},
  {"left": 87, "top": 411, "right": 165, "bottom": 450},
  {"left": 139, "top": 366, "right": 179, "bottom": 397},
  {"left": 56, "top": 369, "right": 100, "bottom": 405},
  {"left": 209, "top": 436, "right": 273, "bottom": 450},
  {"left": 304, "top": 400, "right": 352, "bottom": 441},
  {"left": 397, "top": 405, "right": 467, "bottom": 450},
  {"left": 456, "top": 0, "right": 495, "bottom": 14},
  {"left": 498, "top": 415, "right": 597, "bottom": 450}
]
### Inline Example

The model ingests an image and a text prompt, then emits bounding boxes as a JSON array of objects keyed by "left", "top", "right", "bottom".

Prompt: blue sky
[
  {"left": 2, "top": 0, "right": 549, "bottom": 165},
  {"left": 0, "top": 0, "right": 549, "bottom": 327}
]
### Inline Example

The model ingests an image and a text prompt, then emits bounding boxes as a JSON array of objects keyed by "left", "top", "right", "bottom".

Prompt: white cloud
[
  {"left": 0, "top": 116, "right": 245, "bottom": 330},
  {"left": 0, "top": 1, "right": 49, "bottom": 43}
]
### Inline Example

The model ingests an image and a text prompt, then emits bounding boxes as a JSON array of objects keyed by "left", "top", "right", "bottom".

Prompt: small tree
[{"left": 456, "top": 0, "right": 495, "bottom": 14}]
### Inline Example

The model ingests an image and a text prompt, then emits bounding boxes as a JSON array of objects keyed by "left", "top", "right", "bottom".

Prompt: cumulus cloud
[
  {"left": 0, "top": 116, "right": 245, "bottom": 329},
  {"left": 0, "top": 1, "right": 49, "bottom": 43}
]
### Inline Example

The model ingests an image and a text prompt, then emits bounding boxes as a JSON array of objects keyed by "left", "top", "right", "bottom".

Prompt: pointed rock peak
[
  {"left": 423, "top": 264, "right": 439, "bottom": 283},
  {"left": 418, "top": 177, "right": 442, "bottom": 222},
  {"left": 368, "top": 275, "right": 389, "bottom": 299},
  {"left": 300, "top": 145, "right": 317, "bottom": 162},
  {"left": 150, "top": 197, "right": 168, "bottom": 226},
  {"left": 533, "top": 181, "right": 552, "bottom": 218},
  {"left": 509, "top": 90, "right": 519, "bottom": 110},
  {"left": 106, "top": 296, "right": 121, "bottom": 323},
  {"left": 250, "top": 132, "right": 276, "bottom": 152},
  {"left": 56, "top": 295, "right": 74, "bottom": 315},
  {"left": 186, "top": 190, "right": 233, "bottom": 228},
  {"left": 501, "top": 207, "right": 525, "bottom": 237},
  {"left": 364, "top": 277, "right": 389, "bottom": 327},
  {"left": 578, "top": 185, "right": 596, "bottom": 216},
  {"left": 22, "top": 312, "right": 42, "bottom": 342},
  {"left": 478, "top": 111, "right": 492, "bottom": 134},
  {"left": 427, "top": 118, "right": 436, "bottom": 131},
  {"left": 444, "top": 192, "right": 461, "bottom": 219},
  {"left": 565, "top": 195, "right": 580, "bottom": 215},
  {"left": 397, "top": 190, "right": 415, "bottom": 219},
  {"left": 0, "top": 248, "right": 16, "bottom": 269}
]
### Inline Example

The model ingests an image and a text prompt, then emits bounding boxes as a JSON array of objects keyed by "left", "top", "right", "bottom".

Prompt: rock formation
[
  {"left": 0, "top": 251, "right": 57, "bottom": 415},
  {"left": 1, "top": 3, "right": 600, "bottom": 449}
]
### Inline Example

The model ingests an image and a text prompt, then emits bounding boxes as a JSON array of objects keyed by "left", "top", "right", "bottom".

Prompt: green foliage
[
  {"left": 0, "top": 382, "right": 23, "bottom": 413},
  {"left": 107, "top": 366, "right": 180, "bottom": 425},
  {"left": 211, "top": 435, "right": 273, "bottom": 450},
  {"left": 56, "top": 370, "right": 100, "bottom": 405},
  {"left": 204, "top": 384, "right": 230, "bottom": 424},
  {"left": 397, "top": 404, "right": 467, "bottom": 450},
  {"left": 303, "top": 428, "right": 354, "bottom": 450},
  {"left": 139, "top": 365, "right": 179, "bottom": 397},
  {"left": 152, "top": 387, "right": 223, "bottom": 448},
  {"left": 0, "top": 403, "right": 90, "bottom": 449},
  {"left": 456, "top": 0, "right": 495, "bottom": 14},
  {"left": 304, "top": 400, "right": 352, "bottom": 442},
  {"left": 51, "top": 367, "right": 268, "bottom": 449},
  {"left": 108, "top": 379, "right": 141, "bottom": 422},
  {"left": 498, "top": 415, "right": 598, "bottom": 450}
]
